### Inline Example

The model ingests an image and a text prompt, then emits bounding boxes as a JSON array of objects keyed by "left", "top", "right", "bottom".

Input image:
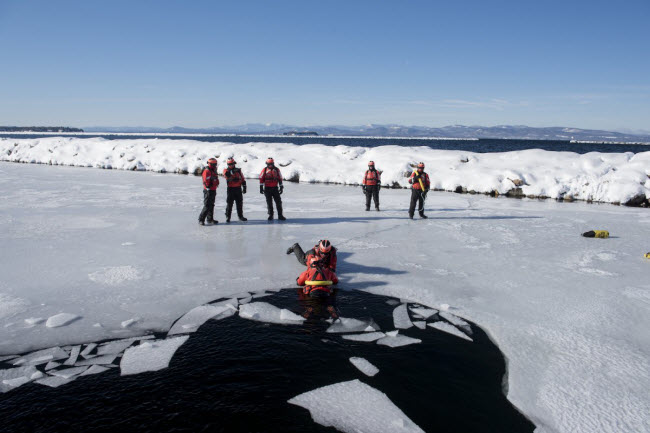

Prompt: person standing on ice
[
  {"left": 287, "top": 240, "right": 337, "bottom": 272},
  {"left": 198, "top": 158, "right": 219, "bottom": 225},
  {"left": 362, "top": 160, "right": 381, "bottom": 211},
  {"left": 408, "top": 162, "right": 430, "bottom": 219},
  {"left": 223, "top": 158, "right": 248, "bottom": 223},
  {"left": 259, "top": 157, "right": 286, "bottom": 221}
]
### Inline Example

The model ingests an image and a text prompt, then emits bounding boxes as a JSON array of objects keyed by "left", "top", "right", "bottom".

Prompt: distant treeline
[{"left": 0, "top": 126, "right": 84, "bottom": 132}]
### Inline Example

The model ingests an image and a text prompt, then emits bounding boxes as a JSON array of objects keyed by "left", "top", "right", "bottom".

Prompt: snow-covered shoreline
[{"left": 2, "top": 137, "right": 649, "bottom": 206}]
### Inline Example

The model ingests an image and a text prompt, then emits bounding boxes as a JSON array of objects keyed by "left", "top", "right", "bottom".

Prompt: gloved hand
[
  {"left": 279, "top": 184, "right": 284, "bottom": 194},
  {"left": 260, "top": 185, "right": 264, "bottom": 194},
  {"left": 362, "top": 186, "right": 366, "bottom": 194},
  {"left": 242, "top": 184, "right": 247, "bottom": 194},
  {"left": 377, "top": 184, "right": 381, "bottom": 190}
]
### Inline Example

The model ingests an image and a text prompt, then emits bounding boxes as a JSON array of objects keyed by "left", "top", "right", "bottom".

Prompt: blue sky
[{"left": 0, "top": 0, "right": 648, "bottom": 131}]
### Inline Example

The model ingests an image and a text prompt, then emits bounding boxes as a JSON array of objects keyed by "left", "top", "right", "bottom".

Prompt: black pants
[
  {"left": 264, "top": 187, "right": 283, "bottom": 216},
  {"left": 226, "top": 187, "right": 244, "bottom": 219},
  {"left": 199, "top": 190, "right": 216, "bottom": 222},
  {"left": 409, "top": 189, "right": 427, "bottom": 216},
  {"left": 365, "top": 185, "right": 380, "bottom": 209},
  {"left": 293, "top": 244, "right": 307, "bottom": 266}
]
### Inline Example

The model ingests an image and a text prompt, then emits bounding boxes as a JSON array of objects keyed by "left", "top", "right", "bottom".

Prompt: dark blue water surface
[{"left": 2, "top": 133, "right": 648, "bottom": 154}]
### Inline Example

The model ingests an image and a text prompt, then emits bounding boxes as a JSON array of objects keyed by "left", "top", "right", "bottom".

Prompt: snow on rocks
[
  {"left": 428, "top": 322, "right": 473, "bottom": 342},
  {"left": 120, "top": 336, "right": 189, "bottom": 376},
  {"left": 168, "top": 305, "right": 231, "bottom": 336},
  {"left": 288, "top": 379, "right": 424, "bottom": 433},
  {"left": 238, "top": 302, "right": 304, "bottom": 325},
  {"left": 45, "top": 313, "right": 80, "bottom": 328},
  {"left": 376, "top": 331, "right": 422, "bottom": 348},
  {"left": 349, "top": 357, "right": 380, "bottom": 377},
  {"left": 392, "top": 304, "right": 413, "bottom": 329},
  {"left": 2, "top": 137, "right": 648, "bottom": 205}
]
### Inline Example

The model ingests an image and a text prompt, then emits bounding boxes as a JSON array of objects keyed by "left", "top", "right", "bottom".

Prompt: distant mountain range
[{"left": 83, "top": 124, "right": 650, "bottom": 143}]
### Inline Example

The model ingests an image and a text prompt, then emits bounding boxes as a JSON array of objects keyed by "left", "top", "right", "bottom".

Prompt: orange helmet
[
  {"left": 226, "top": 157, "right": 236, "bottom": 165},
  {"left": 319, "top": 239, "right": 332, "bottom": 253},
  {"left": 266, "top": 157, "right": 274, "bottom": 165},
  {"left": 208, "top": 158, "right": 218, "bottom": 169}
]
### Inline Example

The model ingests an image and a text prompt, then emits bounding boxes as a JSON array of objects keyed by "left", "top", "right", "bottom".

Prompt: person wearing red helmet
[
  {"left": 198, "top": 158, "right": 219, "bottom": 225},
  {"left": 223, "top": 157, "right": 247, "bottom": 223},
  {"left": 296, "top": 257, "right": 339, "bottom": 299},
  {"left": 287, "top": 239, "right": 337, "bottom": 272},
  {"left": 408, "top": 162, "right": 430, "bottom": 219},
  {"left": 362, "top": 160, "right": 381, "bottom": 211},
  {"left": 259, "top": 157, "right": 286, "bottom": 221}
]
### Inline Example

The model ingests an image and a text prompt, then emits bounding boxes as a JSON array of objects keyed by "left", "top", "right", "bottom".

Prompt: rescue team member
[
  {"left": 296, "top": 257, "right": 339, "bottom": 298},
  {"left": 286, "top": 240, "right": 337, "bottom": 272},
  {"left": 198, "top": 158, "right": 219, "bottom": 225},
  {"left": 259, "top": 157, "right": 286, "bottom": 221},
  {"left": 408, "top": 162, "right": 430, "bottom": 219},
  {"left": 362, "top": 160, "right": 381, "bottom": 211},
  {"left": 223, "top": 158, "right": 248, "bottom": 223}
]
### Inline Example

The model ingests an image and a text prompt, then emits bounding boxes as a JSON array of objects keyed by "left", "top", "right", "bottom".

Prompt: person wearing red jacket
[
  {"left": 408, "top": 162, "right": 430, "bottom": 219},
  {"left": 223, "top": 157, "right": 247, "bottom": 223},
  {"left": 362, "top": 160, "right": 381, "bottom": 211},
  {"left": 259, "top": 157, "right": 286, "bottom": 221},
  {"left": 286, "top": 240, "right": 337, "bottom": 272},
  {"left": 198, "top": 158, "right": 219, "bottom": 225},
  {"left": 296, "top": 257, "right": 339, "bottom": 298}
]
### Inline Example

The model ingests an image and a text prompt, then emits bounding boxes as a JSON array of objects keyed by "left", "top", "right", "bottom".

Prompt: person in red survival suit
[
  {"left": 223, "top": 157, "right": 247, "bottom": 223},
  {"left": 286, "top": 240, "right": 337, "bottom": 272},
  {"left": 259, "top": 157, "right": 286, "bottom": 221},
  {"left": 198, "top": 158, "right": 219, "bottom": 225},
  {"left": 296, "top": 257, "right": 339, "bottom": 299}
]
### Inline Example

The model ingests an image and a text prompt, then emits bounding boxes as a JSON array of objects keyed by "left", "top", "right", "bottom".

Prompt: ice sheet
[
  {"left": 289, "top": 379, "right": 424, "bottom": 433},
  {"left": 409, "top": 307, "right": 438, "bottom": 320},
  {"left": 439, "top": 311, "right": 473, "bottom": 335},
  {"left": 376, "top": 332, "right": 422, "bottom": 348},
  {"left": 428, "top": 322, "right": 473, "bottom": 342},
  {"left": 168, "top": 305, "right": 230, "bottom": 336},
  {"left": 393, "top": 304, "right": 413, "bottom": 329},
  {"left": 326, "top": 317, "right": 378, "bottom": 334},
  {"left": 413, "top": 321, "right": 426, "bottom": 330},
  {"left": 239, "top": 302, "right": 304, "bottom": 325},
  {"left": 349, "top": 357, "right": 380, "bottom": 377},
  {"left": 341, "top": 332, "right": 386, "bottom": 342},
  {"left": 120, "top": 336, "right": 189, "bottom": 376}
]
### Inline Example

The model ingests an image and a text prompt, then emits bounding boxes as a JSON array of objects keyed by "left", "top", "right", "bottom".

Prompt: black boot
[
  {"left": 198, "top": 220, "right": 205, "bottom": 226},
  {"left": 419, "top": 213, "right": 428, "bottom": 219},
  {"left": 239, "top": 216, "right": 247, "bottom": 221},
  {"left": 365, "top": 206, "right": 370, "bottom": 211},
  {"left": 268, "top": 214, "right": 274, "bottom": 221},
  {"left": 207, "top": 219, "right": 218, "bottom": 224},
  {"left": 375, "top": 207, "right": 380, "bottom": 211},
  {"left": 278, "top": 214, "right": 286, "bottom": 221},
  {"left": 409, "top": 214, "right": 414, "bottom": 219},
  {"left": 286, "top": 243, "right": 298, "bottom": 255},
  {"left": 225, "top": 212, "right": 231, "bottom": 223}
]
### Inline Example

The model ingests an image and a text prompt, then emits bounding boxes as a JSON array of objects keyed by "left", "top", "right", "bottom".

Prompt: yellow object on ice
[
  {"left": 413, "top": 170, "right": 425, "bottom": 191},
  {"left": 593, "top": 230, "right": 609, "bottom": 238},
  {"left": 645, "top": 252, "right": 650, "bottom": 259},
  {"left": 304, "top": 280, "right": 334, "bottom": 286}
]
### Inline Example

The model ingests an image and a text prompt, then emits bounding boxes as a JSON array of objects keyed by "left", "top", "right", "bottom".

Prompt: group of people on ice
[{"left": 198, "top": 157, "right": 432, "bottom": 224}]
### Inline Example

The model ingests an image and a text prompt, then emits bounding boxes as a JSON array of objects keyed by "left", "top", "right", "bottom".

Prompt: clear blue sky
[{"left": 1, "top": 0, "right": 648, "bottom": 131}]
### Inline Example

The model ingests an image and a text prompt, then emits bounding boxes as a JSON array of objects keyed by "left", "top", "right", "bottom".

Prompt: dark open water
[{"left": 2, "top": 133, "right": 648, "bottom": 154}]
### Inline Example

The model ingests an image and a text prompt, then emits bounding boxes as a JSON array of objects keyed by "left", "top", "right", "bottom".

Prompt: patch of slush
[
  {"left": 341, "top": 332, "right": 386, "bottom": 342},
  {"left": 376, "top": 332, "right": 422, "bottom": 348},
  {"left": 428, "top": 322, "right": 473, "bottom": 342},
  {"left": 239, "top": 302, "right": 304, "bottom": 325},
  {"left": 45, "top": 313, "right": 80, "bottom": 328},
  {"left": 409, "top": 307, "right": 437, "bottom": 320},
  {"left": 120, "top": 336, "right": 189, "bottom": 376},
  {"left": 88, "top": 266, "right": 145, "bottom": 286},
  {"left": 326, "top": 317, "right": 378, "bottom": 334},
  {"left": 168, "top": 305, "right": 231, "bottom": 336},
  {"left": 288, "top": 379, "right": 424, "bottom": 433},
  {"left": 0, "top": 294, "right": 30, "bottom": 320},
  {"left": 349, "top": 357, "right": 380, "bottom": 377},
  {"left": 393, "top": 304, "right": 413, "bottom": 329}
]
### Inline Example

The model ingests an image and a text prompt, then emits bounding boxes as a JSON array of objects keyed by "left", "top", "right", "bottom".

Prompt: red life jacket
[
  {"left": 259, "top": 167, "right": 283, "bottom": 187},
  {"left": 202, "top": 168, "right": 219, "bottom": 190},
  {"left": 223, "top": 168, "right": 246, "bottom": 188},
  {"left": 409, "top": 171, "right": 430, "bottom": 190},
  {"left": 306, "top": 247, "right": 337, "bottom": 272},
  {"left": 296, "top": 265, "right": 339, "bottom": 286},
  {"left": 363, "top": 169, "right": 380, "bottom": 186}
]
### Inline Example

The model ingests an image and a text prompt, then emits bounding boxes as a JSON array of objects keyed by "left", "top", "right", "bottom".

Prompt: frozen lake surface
[{"left": 0, "top": 162, "right": 649, "bottom": 433}]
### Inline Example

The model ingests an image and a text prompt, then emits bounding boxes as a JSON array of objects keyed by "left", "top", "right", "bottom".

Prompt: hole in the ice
[{"left": 0, "top": 289, "right": 535, "bottom": 433}]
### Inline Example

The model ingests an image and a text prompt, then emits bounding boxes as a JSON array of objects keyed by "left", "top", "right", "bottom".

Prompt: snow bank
[{"left": 2, "top": 137, "right": 648, "bottom": 205}]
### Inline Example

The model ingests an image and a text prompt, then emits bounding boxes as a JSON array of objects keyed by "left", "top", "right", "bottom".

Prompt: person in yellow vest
[
  {"left": 408, "top": 162, "right": 430, "bottom": 219},
  {"left": 362, "top": 161, "right": 381, "bottom": 211}
]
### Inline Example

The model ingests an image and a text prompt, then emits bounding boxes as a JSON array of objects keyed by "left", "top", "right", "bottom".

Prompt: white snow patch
[
  {"left": 349, "top": 357, "right": 380, "bottom": 377},
  {"left": 88, "top": 266, "right": 145, "bottom": 286},
  {"left": 120, "top": 318, "right": 138, "bottom": 328},
  {"left": 24, "top": 317, "right": 45, "bottom": 326},
  {"left": 120, "top": 336, "right": 189, "bottom": 376}
]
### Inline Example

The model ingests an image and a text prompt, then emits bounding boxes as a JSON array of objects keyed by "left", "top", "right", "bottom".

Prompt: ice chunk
[
  {"left": 289, "top": 379, "right": 424, "bottom": 433},
  {"left": 213, "top": 298, "right": 238, "bottom": 311},
  {"left": 49, "top": 366, "right": 89, "bottom": 379},
  {"left": 409, "top": 307, "right": 438, "bottom": 320},
  {"left": 12, "top": 346, "right": 69, "bottom": 366},
  {"left": 225, "top": 292, "right": 250, "bottom": 299},
  {"left": 96, "top": 340, "right": 135, "bottom": 355},
  {"left": 0, "top": 355, "right": 18, "bottom": 362},
  {"left": 428, "top": 322, "right": 473, "bottom": 342},
  {"left": 252, "top": 292, "right": 271, "bottom": 299},
  {"left": 385, "top": 299, "right": 400, "bottom": 306},
  {"left": 239, "top": 302, "right": 305, "bottom": 325},
  {"left": 80, "top": 365, "right": 110, "bottom": 376},
  {"left": 35, "top": 376, "right": 74, "bottom": 388},
  {"left": 76, "top": 354, "right": 118, "bottom": 366},
  {"left": 326, "top": 317, "right": 378, "bottom": 334},
  {"left": 439, "top": 312, "right": 473, "bottom": 335},
  {"left": 24, "top": 317, "right": 45, "bottom": 326},
  {"left": 120, "top": 336, "right": 189, "bottom": 376},
  {"left": 376, "top": 332, "right": 422, "bottom": 348},
  {"left": 413, "top": 321, "right": 426, "bottom": 330},
  {"left": 45, "top": 313, "right": 80, "bottom": 328},
  {"left": 393, "top": 304, "right": 413, "bottom": 329},
  {"left": 0, "top": 366, "right": 39, "bottom": 393},
  {"left": 30, "top": 371, "right": 44, "bottom": 380},
  {"left": 349, "top": 357, "right": 380, "bottom": 377},
  {"left": 239, "top": 296, "right": 252, "bottom": 304},
  {"left": 439, "top": 303, "right": 450, "bottom": 311},
  {"left": 63, "top": 345, "right": 81, "bottom": 365},
  {"left": 45, "top": 361, "right": 61, "bottom": 370},
  {"left": 342, "top": 332, "right": 386, "bottom": 342},
  {"left": 80, "top": 343, "right": 97, "bottom": 357},
  {"left": 168, "top": 304, "right": 230, "bottom": 336},
  {"left": 121, "top": 318, "right": 138, "bottom": 328}
]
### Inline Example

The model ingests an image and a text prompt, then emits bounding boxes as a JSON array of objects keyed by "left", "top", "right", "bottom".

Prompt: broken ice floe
[
  {"left": 428, "top": 322, "right": 473, "bottom": 342},
  {"left": 376, "top": 331, "right": 422, "bottom": 348},
  {"left": 409, "top": 307, "right": 437, "bottom": 320},
  {"left": 349, "top": 357, "right": 380, "bottom": 377},
  {"left": 12, "top": 347, "right": 69, "bottom": 366},
  {"left": 76, "top": 354, "right": 118, "bottom": 366},
  {"left": 438, "top": 312, "right": 473, "bottom": 335},
  {"left": 97, "top": 340, "right": 136, "bottom": 355},
  {"left": 326, "top": 317, "right": 378, "bottom": 334},
  {"left": 239, "top": 302, "right": 304, "bottom": 325},
  {"left": 80, "top": 365, "right": 110, "bottom": 376},
  {"left": 63, "top": 345, "right": 81, "bottom": 366},
  {"left": 341, "top": 332, "right": 386, "bottom": 342},
  {"left": 49, "top": 366, "right": 89, "bottom": 379},
  {"left": 413, "top": 321, "right": 426, "bottom": 330},
  {"left": 45, "top": 313, "right": 80, "bottom": 328},
  {"left": 393, "top": 304, "right": 413, "bottom": 329},
  {"left": 213, "top": 297, "right": 239, "bottom": 311},
  {"left": 288, "top": 379, "right": 424, "bottom": 433},
  {"left": 120, "top": 336, "right": 189, "bottom": 376},
  {"left": 35, "top": 376, "right": 74, "bottom": 388},
  {"left": 120, "top": 318, "right": 138, "bottom": 328},
  {"left": 45, "top": 361, "right": 60, "bottom": 370},
  {"left": 80, "top": 343, "right": 97, "bottom": 358},
  {"left": 168, "top": 305, "right": 231, "bottom": 336},
  {"left": 1, "top": 366, "right": 39, "bottom": 393}
]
